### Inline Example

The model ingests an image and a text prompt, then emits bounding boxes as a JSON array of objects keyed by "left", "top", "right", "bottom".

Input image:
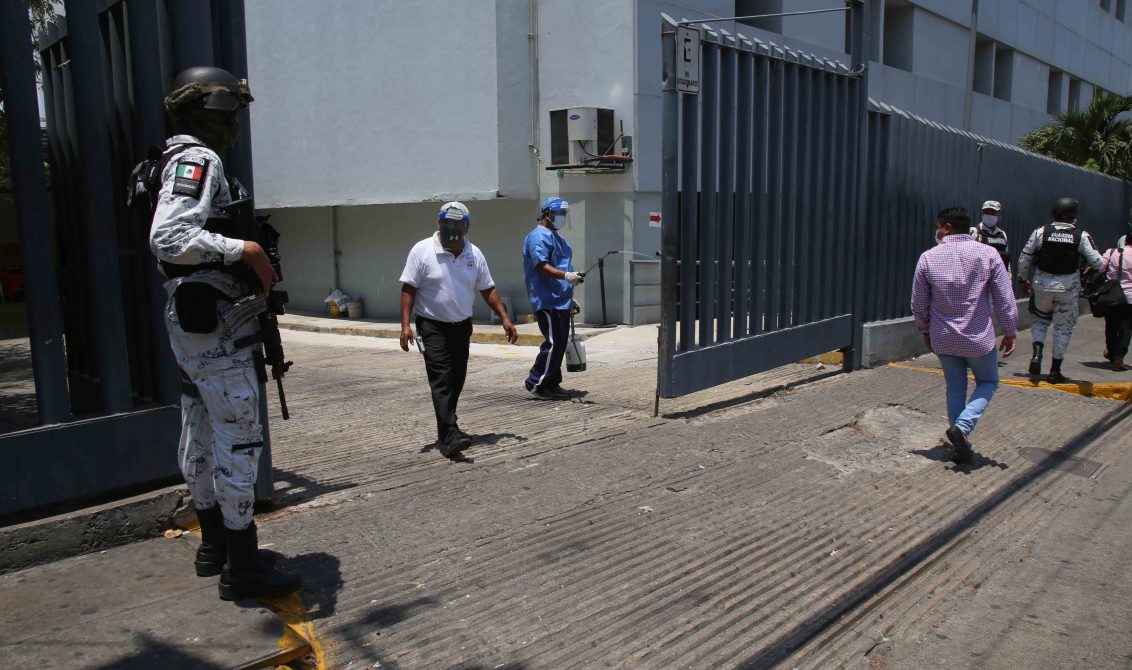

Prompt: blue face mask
[{"left": 550, "top": 214, "right": 568, "bottom": 230}]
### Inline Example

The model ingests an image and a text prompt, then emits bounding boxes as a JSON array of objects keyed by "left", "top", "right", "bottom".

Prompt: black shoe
[
  {"left": 438, "top": 432, "right": 472, "bottom": 458},
  {"left": 1029, "top": 343, "right": 1044, "bottom": 376},
  {"left": 545, "top": 385, "right": 572, "bottom": 400},
  {"left": 194, "top": 505, "right": 227, "bottom": 577},
  {"left": 1046, "top": 371, "right": 1068, "bottom": 384},
  {"left": 218, "top": 522, "right": 302, "bottom": 601},
  {"left": 525, "top": 382, "right": 554, "bottom": 400},
  {"left": 945, "top": 427, "right": 974, "bottom": 465},
  {"left": 1111, "top": 358, "right": 1127, "bottom": 372}
]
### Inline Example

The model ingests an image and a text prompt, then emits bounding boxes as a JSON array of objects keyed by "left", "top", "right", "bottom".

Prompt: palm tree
[{"left": 1020, "top": 92, "right": 1132, "bottom": 181}]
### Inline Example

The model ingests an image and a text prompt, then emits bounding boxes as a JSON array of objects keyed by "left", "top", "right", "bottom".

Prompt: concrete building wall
[
  {"left": 271, "top": 198, "right": 537, "bottom": 321},
  {"left": 244, "top": 0, "right": 536, "bottom": 208},
  {"left": 735, "top": 0, "right": 1132, "bottom": 144}
]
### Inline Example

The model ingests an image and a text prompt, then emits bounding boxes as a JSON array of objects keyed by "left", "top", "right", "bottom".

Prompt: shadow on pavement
[
  {"left": 736, "top": 399, "right": 1132, "bottom": 669},
  {"left": 91, "top": 633, "right": 227, "bottom": 670},
  {"left": 270, "top": 467, "right": 359, "bottom": 508}
]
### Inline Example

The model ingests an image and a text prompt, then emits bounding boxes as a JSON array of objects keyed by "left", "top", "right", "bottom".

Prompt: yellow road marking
[
  {"left": 888, "top": 363, "right": 1132, "bottom": 402},
  {"left": 261, "top": 592, "right": 330, "bottom": 669}
]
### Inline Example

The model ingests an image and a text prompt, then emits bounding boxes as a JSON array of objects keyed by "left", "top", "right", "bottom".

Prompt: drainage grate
[{"left": 1018, "top": 447, "right": 1105, "bottom": 478}]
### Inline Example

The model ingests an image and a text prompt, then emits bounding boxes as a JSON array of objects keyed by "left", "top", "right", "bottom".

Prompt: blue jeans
[{"left": 937, "top": 348, "right": 1000, "bottom": 439}]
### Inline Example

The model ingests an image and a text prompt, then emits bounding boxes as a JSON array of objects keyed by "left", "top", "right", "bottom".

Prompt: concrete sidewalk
[{"left": 2, "top": 318, "right": 1130, "bottom": 669}]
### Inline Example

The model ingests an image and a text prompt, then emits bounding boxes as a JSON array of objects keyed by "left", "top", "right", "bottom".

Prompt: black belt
[{"left": 416, "top": 315, "right": 472, "bottom": 327}]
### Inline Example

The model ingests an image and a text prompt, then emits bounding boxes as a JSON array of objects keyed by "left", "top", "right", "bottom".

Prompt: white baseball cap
[
  {"left": 438, "top": 201, "right": 470, "bottom": 222},
  {"left": 981, "top": 200, "right": 1002, "bottom": 212}
]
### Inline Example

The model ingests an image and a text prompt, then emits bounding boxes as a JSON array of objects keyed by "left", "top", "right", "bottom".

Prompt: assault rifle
[{"left": 223, "top": 198, "right": 294, "bottom": 420}]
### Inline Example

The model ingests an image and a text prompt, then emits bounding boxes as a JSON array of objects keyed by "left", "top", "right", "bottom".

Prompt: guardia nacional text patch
[{"left": 172, "top": 157, "right": 208, "bottom": 198}]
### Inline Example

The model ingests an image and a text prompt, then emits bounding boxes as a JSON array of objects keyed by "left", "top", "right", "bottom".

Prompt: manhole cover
[{"left": 1018, "top": 447, "right": 1104, "bottom": 478}]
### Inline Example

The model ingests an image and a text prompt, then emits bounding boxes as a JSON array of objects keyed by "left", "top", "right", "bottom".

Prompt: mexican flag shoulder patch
[{"left": 171, "top": 156, "right": 209, "bottom": 198}]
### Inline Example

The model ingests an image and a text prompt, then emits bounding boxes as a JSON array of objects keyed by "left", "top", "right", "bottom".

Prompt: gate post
[
  {"left": 0, "top": 2, "right": 70, "bottom": 425},
  {"left": 63, "top": 0, "right": 134, "bottom": 411},
  {"left": 843, "top": 0, "right": 870, "bottom": 372},
  {"left": 657, "top": 14, "right": 680, "bottom": 406}
]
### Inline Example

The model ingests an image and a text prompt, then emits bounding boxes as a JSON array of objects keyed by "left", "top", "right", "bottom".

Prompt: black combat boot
[
  {"left": 1110, "top": 356, "right": 1128, "bottom": 372},
  {"left": 194, "top": 505, "right": 227, "bottom": 577},
  {"left": 1047, "top": 358, "right": 1067, "bottom": 384},
  {"left": 218, "top": 521, "right": 302, "bottom": 601},
  {"left": 1028, "top": 342, "right": 1044, "bottom": 376}
]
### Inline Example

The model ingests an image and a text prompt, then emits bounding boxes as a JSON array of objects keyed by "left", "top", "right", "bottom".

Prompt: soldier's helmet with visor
[{"left": 164, "top": 66, "right": 253, "bottom": 116}]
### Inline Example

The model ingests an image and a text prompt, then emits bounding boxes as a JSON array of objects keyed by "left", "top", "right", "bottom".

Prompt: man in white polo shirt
[{"left": 399, "top": 201, "right": 518, "bottom": 457}]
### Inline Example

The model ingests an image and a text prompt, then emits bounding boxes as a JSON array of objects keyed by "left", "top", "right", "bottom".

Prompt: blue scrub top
[{"left": 523, "top": 225, "right": 575, "bottom": 312}]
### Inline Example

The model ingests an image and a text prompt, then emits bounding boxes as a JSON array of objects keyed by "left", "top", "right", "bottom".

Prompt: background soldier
[
  {"left": 974, "top": 199, "right": 1010, "bottom": 272},
  {"left": 1017, "top": 197, "right": 1106, "bottom": 383},
  {"left": 149, "top": 66, "right": 301, "bottom": 600}
]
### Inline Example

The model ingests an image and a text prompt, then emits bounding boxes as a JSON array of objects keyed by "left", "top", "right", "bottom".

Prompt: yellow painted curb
[
  {"left": 278, "top": 321, "right": 544, "bottom": 346},
  {"left": 801, "top": 350, "right": 844, "bottom": 365},
  {"left": 258, "top": 592, "right": 330, "bottom": 670},
  {"left": 888, "top": 363, "right": 1132, "bottom": 402}
]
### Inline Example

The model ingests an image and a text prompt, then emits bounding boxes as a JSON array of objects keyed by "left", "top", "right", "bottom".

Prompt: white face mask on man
[{"left": 981, "top": 214, "right": 999, "bottom": 227}]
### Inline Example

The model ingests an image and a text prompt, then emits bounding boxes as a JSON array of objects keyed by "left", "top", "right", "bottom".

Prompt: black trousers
[
  {"left": 1104, "top": 304, "right": 1132, "bottom": 360},
  {"left": 525, "top": 309, "right": 570, "bottom": 390},
  {"left": 417, "top": 316, "right": 472, "bottom": 442}
]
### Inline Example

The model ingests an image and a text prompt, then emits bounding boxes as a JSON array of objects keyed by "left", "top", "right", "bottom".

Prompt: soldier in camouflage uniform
[
  {"left": 149, "top": 66, "right": 300, "bottom": 601},
  {"left": 1017, "top": 197, "right": 1106, "bottom": 384}
]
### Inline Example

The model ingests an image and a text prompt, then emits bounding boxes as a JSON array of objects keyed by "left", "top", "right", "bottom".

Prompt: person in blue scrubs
[{"left": 523, "top": 197, "right": 584, "bottom": 400}]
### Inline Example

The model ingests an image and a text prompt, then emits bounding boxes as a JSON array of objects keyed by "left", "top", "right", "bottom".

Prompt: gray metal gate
[
  {"left": 0, "top": 0, "right": 257, "bottom": 518},
  {"left": 658, "top": 7, "right": 869, "bottom": 398}
]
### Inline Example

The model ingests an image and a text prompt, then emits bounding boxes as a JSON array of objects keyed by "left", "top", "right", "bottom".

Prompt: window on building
[
  {"left": 882, "top": 0, "right": 914, "bottom": 72},
  {"left": 1118, "top": 0, "right": 1127, "bottom": 22},
  {"left": 1047, "top": 70, "right": 1064, "bottom": 114},
  {"left": 736, "top": 0, "right": 784, "bottom": 34},
  {"left": 974, "top": 35, "right": 994, "bottom": 95},
  {"left": 993, "top": 46, "right": 1013, "bottom": 101},
  {"left": 1068, "top": 77, "right": 1083, "bottom": 112}
]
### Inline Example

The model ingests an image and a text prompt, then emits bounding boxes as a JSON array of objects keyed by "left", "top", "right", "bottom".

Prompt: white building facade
[{"left": 244, "top": 0, "right": 1132, "bottom": 324}]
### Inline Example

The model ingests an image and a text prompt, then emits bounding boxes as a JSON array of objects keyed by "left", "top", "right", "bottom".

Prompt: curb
[
  {"left": 278, "top": 320, "right": 586, "bottom": 347},
  {"left": 0, "top": 486, "right": 185, "bottom": 575}
]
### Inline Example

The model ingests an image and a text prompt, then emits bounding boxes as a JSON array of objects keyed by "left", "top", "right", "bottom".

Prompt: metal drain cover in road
[{"left": 1018, "top": 447, "right": 1104, "bottom": 478}]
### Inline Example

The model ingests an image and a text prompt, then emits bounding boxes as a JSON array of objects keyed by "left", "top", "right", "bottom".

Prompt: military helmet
[
  {"left": 1052, "top": 197, "right": 1079, "bottom": 220},
  {"left": 164, "top": 66, "right": 253, "bottom": 116}
]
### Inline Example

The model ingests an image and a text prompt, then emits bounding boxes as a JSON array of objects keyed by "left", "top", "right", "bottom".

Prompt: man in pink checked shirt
[{"left": 911, "top": 207, "right": 1019, "bottom": 465}]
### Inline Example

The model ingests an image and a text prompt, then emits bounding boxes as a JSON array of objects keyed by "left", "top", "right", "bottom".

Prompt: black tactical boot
[
  {"left": 1110, "top": 356, "right": 1128, "bottom": 372},
  {"left": 218, "top": 521, "right": 302, "bottom": 601},
  {"left": 1028, "top": 342, "right": 1044, "bottom": 376},
  {"left": 194, "top": 505, "right": 227, "bottom": 577},
  {"left": 1047, "top": 358, "right": 1067, "bottom": 384}
]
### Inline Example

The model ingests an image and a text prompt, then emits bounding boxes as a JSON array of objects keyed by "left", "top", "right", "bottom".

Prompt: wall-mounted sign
[
  {"left": 649, "top": 212, "right": 662, "bottom": 228},
  {"left": 676, "top": 26, "right": 700, "bottom": 94}
]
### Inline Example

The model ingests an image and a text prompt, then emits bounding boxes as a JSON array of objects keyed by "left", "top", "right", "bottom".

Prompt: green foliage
[
  {"left": 0, "top": 0, "right": 58, "bottom": 191},
  {"left": 1019, "top": 93, "right": 1132, "bottom": 181}
]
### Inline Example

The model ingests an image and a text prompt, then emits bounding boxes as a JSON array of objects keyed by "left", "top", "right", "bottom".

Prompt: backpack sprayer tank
[{"left": 565, "top": 299, "right": 587, "bottom": 372}]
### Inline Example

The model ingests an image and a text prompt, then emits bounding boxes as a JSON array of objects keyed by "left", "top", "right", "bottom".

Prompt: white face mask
[{"left": 981, "top": 214, "right": 999, "bottom": 227}]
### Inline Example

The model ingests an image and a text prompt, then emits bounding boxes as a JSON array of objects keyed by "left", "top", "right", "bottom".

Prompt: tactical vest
[
  {"left": 130, "top": 143, "right": 257, "bottom": 280},
  {"left": 1034, "top": 224, "right": 1082, "bottom": 275},
  {"left": 976, "top": 227, "right": 1009, "bottom": 262}
]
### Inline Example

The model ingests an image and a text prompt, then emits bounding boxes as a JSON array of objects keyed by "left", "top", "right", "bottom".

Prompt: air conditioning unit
[{"left": 549, "top": 107, "right": 615, "bottom": 167}]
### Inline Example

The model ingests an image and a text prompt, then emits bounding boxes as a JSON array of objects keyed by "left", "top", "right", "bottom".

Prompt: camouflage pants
[
  {"left": 1030, "top": 288, "right": 1079, "bottom": 360},
  {"left": 165, "top": 291, "right": 262, "bottom": 531}
]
